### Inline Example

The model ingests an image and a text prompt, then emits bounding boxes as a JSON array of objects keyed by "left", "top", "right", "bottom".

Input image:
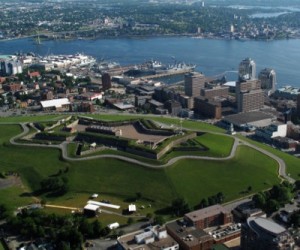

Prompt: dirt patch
[
  {"left": 115, "top": 124, "right": 168, "bottom": 143},
  {"left": 0, "top": 176, "right": 23, "bottom": 190}
]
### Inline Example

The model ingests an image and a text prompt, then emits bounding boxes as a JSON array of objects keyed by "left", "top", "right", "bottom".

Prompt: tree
[
  {"left": 92, "top": 220, "right": 102, "bottom": 238},
  {"left": 252, "top": 192, "right": 266, "bottom": 208},
  {"left": 100, "top": 227, "right": 111, "bottom": 237},
  {"left": 127, "top": 217, "right": 134, "bottom": 225},
  {"left": 277, "top": 187, "right": 292, "bottom": 205},
  {"left": 199, "top": 198, "right": 208, "bottom": 208},
  {"left": 265, "top": 199, "right": 280, "bottom": 214},
  {"left": 154, "top": 215, "right": 165, "bottom": 225},
  {"left": 146, "top": 213, "right": 153, "bottom": 220},
  {"left": 79, "top": 218, "right": 93, "bottom": 237},
  {"left": 289, "top": 210, "right": 300, "bottom": 228},
  {"left": 294, "top": 180, "right": 300, "bottom": 190},
  {"left": 0, "top": 204, "right": 9, "bottom": 220},
  {"left": 216, "top": 192, "right": 224, "bottom": 203},
  {"left": 208, "top": 196, "right": 216, "bottom": 206},
  {"left": 136, "top": 192, "right": 142, "bottom": 200},
  {"left": 171, "top": 198, "right": 190, "bottom": 216}
]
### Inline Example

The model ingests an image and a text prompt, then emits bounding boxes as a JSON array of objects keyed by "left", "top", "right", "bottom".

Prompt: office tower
[
  {"left": 184, "top": 72, "right": 206, "bottom": 97},
  {"left": 238, "top": 58, "right": 256, "bottom": 81},
  {"left": 236, "top": 79, "right": 264, "bottom": 113},
  {"left": 101, "top": 72, "right": 111, "bottom": 91},
  {"left": 258, "top": 68, "right": 276, "bottom": 93}
]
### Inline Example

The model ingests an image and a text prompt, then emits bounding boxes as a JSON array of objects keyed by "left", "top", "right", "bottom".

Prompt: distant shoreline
[{"left": 1, "top": 33, "right": 299, "bottom": 43}]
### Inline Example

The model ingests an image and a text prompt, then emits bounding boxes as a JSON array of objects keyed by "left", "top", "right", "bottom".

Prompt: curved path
[{"left": 7, "top": 122, "right": 294, "bottom": 183}]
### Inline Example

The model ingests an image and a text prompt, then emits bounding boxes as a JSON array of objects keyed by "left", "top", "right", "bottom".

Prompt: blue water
[{"left": 1, "top": 37, "right": 300, "bottom": 88}]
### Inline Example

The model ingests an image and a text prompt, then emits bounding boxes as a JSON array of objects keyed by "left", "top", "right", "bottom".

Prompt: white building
[
  {"left": 40, "top": 98, "right": 70, "bottom": 111},
  {"left": 255, "top": 123, "right": 287, "bottom": 141}
]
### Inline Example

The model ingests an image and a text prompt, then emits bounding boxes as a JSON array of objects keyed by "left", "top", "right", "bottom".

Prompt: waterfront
[{"left": 1, "top": 37, "right": 300, "bottom": 87}]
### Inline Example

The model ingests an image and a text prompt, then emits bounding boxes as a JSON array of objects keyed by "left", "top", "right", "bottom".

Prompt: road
[{"left": 6, "top": 120, "right": 295, "bottom": 184}]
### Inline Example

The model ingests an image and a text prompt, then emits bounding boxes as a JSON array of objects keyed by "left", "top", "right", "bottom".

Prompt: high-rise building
[
  {"left": 101, "top": 72, "right": 112, "bottom": 91},
  {"left": 236, "top": 79, "right": 264, "bottom": 113},
  {"left": 258, "top": 68, "right": 276, "bottom": 93},
  {"left": 0, "top": 59, "right": 22, "bottom": 76},
  {"left": 241, "top": 216, "right": 295, "bottom": 250},
  {"left": 238, "top": 58, "right": 256, "bottom": 81},
  {"left": 184, "top": 72, "right": 206, "bottom": 97}
]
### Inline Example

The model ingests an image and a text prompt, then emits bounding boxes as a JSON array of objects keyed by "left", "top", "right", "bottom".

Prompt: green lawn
[
  {"left": 165, "top": 145, "right": 280, "bottom": 206},
  {"left": 0, "top": 114, "right": 68, "bottom": 123},
  {"left": 0, "top": 121, "right": 282, "bottom": 218},
  {"left": 88, "top": 114, "right": 225, "bottom": 133},
  {"left": 160, "top": 133, "right": 234, "bottom": 162},
  {"left": 0, "top": 124, "right": 22, "bottom": 144},
  {"left": 237, "top": 135, "right": 300, "bottom": 180},
  {"left": 194, "top": 133, "right": 234, "bottom": 157},
  {"left": 0, "top": 142, "right": 280, "bottom": 210},
  {"left": 0, "top": 242, "right": 5, "bottom": 250},
  {"left": 0, "top": 186, "right": 35, "bottom": 212}
]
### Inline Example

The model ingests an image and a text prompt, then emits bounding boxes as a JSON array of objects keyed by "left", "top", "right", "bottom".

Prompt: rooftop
[
  {"left": 224, "top": 111, "right": 274, "bottom": 126},
  {"left": 40, "top": 98, "right": 70, "bottom": 108},
  {"left": 118, "top": 226, "right": 178, "bottom": 250},
  {"left": 185, "top": 205, "right": 229, "bottom": 222},
  {"left": 247, "top": 217, "right": 286, "bottom": 235},
  {"left": 166, "top": 221, "right": 212, "bottom": 247}
]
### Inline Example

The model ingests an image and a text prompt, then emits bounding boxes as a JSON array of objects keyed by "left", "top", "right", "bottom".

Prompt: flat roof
[
  {"left": 118, "top": 226, "right": 178, "bottom": 250},
  {"left": 113, "top": 103, "right": 135, "bottom": 110},
  {"left": 248, "top": 217, "right": 286, "bottom": 235},
  {"left": 128, "top": 204, "right": 136, "bottom": 212},
  {"left": 40, "top": 98, "right": 70, "bottom": 108},
  {"left": 224, "top": 111, "right": 274, "bottom": 126},
  {"left": 87, "top": 200, "right": 120, "bottom": 209},
  {"left": 185, "top": 205, "right": 229, "bottom": 222},
  {"left": 84, "top": 204, "right": 100, "bottom": 211},
  {"left": 224, "top": 81, "right": 236, "bottom": 87},
  {"left": 166, "top": 221, "right": 211, "bottom": 247}
]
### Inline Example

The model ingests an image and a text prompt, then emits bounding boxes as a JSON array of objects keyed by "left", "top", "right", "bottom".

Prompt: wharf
[{"left": 141, "top": 68, "right": 193, "bottom": 79}]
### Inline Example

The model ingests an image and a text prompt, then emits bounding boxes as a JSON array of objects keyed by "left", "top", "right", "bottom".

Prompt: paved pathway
[{"left": 6, "top": 121, "right": 295, "bottom": 183}]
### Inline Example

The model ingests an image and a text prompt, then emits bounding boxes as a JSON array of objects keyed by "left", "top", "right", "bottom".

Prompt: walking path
[{"left": 6, "top": 121, "right": 295, "bottom": 183}]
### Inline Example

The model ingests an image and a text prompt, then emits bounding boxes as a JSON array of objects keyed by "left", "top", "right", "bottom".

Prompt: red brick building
[
  {"left": 166, "top": 221, "right": 214, "bottom": 250},
  {"left": 184, "top": 205, "right": 233, "bottom": 229},
  {"left": 194, "top": 97, "right": 222, "bottom": 119}
]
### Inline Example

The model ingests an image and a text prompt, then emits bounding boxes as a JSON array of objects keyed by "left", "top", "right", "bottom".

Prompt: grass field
[
  {"left": 237, "top": 135, "right": 300, "bottom": 180},
  {"left": 0, "top": 124, "right": 22, "bottom": 144},
  {"left": 0, "top": 186, "right": 34, "bottom": 212},
  {"left": 165, "top": 145, "right": 280, "bottom": 206},
  {"left": 0, "top": 120, "right": 283, "bottom": 224},
  {"left": 0, "top": 114, "right": 68, "bottom": 123},
  {"left": 0, "top": 242, "right": 5, "bottom": 250},
  {"left": 0, "top": 139, "right": 280, "bottom": 210},
  {"left": 88, "top": 114, "right": 225, "bottom": 133}
]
